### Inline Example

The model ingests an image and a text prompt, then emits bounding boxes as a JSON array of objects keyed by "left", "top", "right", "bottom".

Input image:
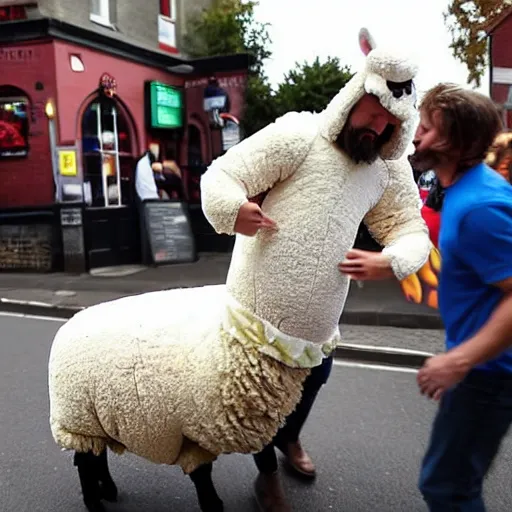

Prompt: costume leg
[
  {"left": 189, "top": 462, "right": 224, "bottom": 512},
  {"left": 73, "top": 451, "right": 106, "bottom": 512},
  {"left": 419, "top": 371, "right": 512, "bottom": 512},
  {"left": 95, "top": 449, "right": 117, "bottom": 502}
]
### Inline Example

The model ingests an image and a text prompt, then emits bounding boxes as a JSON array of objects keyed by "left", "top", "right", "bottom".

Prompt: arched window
[
  {"left": 0, "top": 85, "right": 30, "bottom": 158},
  {"left": 81, "top": 96, "right": 135, "bottom": 207}
]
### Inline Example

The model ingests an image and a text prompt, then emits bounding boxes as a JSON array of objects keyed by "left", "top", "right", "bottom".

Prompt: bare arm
[{"left": 451, "top": 280, "right": 512, "bottom": 368}]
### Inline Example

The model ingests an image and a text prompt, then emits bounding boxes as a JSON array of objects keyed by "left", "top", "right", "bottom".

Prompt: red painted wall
[
  {"left": 53, "top": 40, "right": 184, "bottom": 151},
  {"left": 0, "top": 37, "right": 249, "bottom": 208},
  {"left": 492, "top": 15, "right": 512, "bottom": 69},
  {"left": 490, "top": 15, "right": 512, "bottom": 128},
  {"left": 0, "top": 41, "right": 57, "bottom": 207}
]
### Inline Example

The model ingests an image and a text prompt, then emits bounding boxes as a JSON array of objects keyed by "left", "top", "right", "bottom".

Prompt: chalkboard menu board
[{"left": 142, "top": 201, "right": 197, "bottom": 264}]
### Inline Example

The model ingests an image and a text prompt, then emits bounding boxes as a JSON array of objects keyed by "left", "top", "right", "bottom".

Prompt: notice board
[{"left": 142, "top": 200, "right": 196, "bottom": 264}]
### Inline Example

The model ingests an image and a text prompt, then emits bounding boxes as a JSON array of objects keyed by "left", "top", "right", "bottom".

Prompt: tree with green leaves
[
  {"left": 274, "top": 57, "right": 354, "bottom": 117},
  {"left": 183, "top": 0, "right": 271, "bottom": 76},
  {"left": 182, "top": 0, "right": 274, "bottom": 135},
  {"left": 444, "top": 0, "right": 512, "bottom": 87},
  {"left": 183, "top": 1, "right": 354, "bottom": 137}
]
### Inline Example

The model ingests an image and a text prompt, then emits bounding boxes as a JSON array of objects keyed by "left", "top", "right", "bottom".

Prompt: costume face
[
  {"left": 410, "top": 109, "right": 450, "bottom": 172},
  {"left": 336, "top": 94, "right": 398, "bottom": 164}
]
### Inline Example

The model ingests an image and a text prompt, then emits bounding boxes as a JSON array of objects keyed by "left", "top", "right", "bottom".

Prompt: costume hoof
[
  {"left": 99, "top": 479, "right": 118, "bottom": 502},
  {"left": 199, "top": 498, "right": 224, "bottom": 512},
  {"left": 84, "top": 499, "right": 107, "bottom": 512}
]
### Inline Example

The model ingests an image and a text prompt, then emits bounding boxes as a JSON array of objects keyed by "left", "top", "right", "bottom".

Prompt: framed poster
[{"left": 57, "top": 147, "right": 78, "bottom": 176}]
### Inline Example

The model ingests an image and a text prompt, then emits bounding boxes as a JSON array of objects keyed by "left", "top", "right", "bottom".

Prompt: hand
[
  {"left": 234, "top": 202, "right": 277, "bottom": 236},
  {"left": 338, "top": 249, "right": 394, "bottom": 280},
  {"left": 417, "top": 353, "right": 471, "bottom": 401}
]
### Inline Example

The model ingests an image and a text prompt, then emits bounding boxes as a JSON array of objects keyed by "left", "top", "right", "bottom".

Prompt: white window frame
[
  {"left": 90, "top": 0, "right": 112, "bottom": 28},
  {"left": 161, "top": 0, "right": 177, "bottom": 22}
]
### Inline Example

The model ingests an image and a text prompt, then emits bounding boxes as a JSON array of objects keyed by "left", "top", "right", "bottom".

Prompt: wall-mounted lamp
[
  {"left": 168, "top": 64, "right": 195, "bottom": 74},
  {"left": 45, "top": 99, "right": 60, "bottom": 201},
  {"left": 45, "top": 99, "right": 56, "bottom": 120}
]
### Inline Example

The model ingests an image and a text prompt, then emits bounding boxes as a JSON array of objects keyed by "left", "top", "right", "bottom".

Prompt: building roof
[
  {"left": 484, "top": 4, "right": 512, "bottom": 35},
  {"left": 0, "top": 17, "right": 254, "bottom": 76}
]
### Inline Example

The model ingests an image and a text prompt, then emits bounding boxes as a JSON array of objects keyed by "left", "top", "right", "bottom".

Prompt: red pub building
[
  {"left": 0, "top": 1, "right": 251, "bottom": 272},
  {"left": 487, "top": 5, "right": 512, "bottom": 128}
]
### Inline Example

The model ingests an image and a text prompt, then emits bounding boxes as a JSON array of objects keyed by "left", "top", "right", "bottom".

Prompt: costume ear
[{"left": 359, "top": 28, "right": 376, "bottom": 56}]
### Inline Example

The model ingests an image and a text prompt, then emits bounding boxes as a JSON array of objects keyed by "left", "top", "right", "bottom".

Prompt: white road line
[
  {"left": 333, "top": 359, "right": 418, "bottom": 374},
  {"left": 0, "top": 311, "right": 67, "bottom": 323},
  {"left": 339, "top": 343, "right": 433, "bottom": 357}
]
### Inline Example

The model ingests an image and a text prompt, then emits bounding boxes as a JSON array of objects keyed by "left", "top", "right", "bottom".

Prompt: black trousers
[{"left": 253, "top": 355, "right": 334, "bottom": 474}]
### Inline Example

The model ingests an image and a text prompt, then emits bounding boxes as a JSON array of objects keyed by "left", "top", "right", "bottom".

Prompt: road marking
[
  {"left": 339, "top": 342, "right": 433, "bottom": 357},
  {"left": 333, "top": 359, "right": 418, "bottom": 374},
  {"left": 0, "top": 311, "right": 67, "bottom": 323}
]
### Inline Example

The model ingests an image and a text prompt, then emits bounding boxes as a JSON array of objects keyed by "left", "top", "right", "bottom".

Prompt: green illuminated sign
[{"left": 148, "top": 82, "right": 183, "bottom": 129}]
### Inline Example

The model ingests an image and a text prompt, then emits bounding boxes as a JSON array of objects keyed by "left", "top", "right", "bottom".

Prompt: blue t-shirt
[{"left": 439, "top": 162, "right": 512, "bottom": 373}]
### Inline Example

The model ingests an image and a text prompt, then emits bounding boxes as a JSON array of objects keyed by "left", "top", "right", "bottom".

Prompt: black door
[{"left": 83, "top": 206, "right": 141, "bottom": 269}]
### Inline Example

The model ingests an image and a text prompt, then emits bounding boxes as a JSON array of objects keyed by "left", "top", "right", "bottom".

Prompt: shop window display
[
  {"left": 81, "top": 98, "right": 133, "bottom": 207},
  {"left": 0, "top": 92, "right": 29, "bottom": 158}
]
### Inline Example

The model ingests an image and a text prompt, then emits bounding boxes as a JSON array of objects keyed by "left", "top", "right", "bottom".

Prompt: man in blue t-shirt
[{"left": 409, "top": 83, "right": 512, "bottom": 511}]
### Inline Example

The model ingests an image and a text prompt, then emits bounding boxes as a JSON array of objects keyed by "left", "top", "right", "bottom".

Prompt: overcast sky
[{"left": 253, "top": 0, "right": 490, "bottom": 96}]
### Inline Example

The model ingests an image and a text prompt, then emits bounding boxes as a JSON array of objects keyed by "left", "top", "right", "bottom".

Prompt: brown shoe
[
  {"left": 254, "top": 472, "right": 292, "bottom": 512},
  {"left": 284, "top": 441, "right": 316, "bottom": 478}
]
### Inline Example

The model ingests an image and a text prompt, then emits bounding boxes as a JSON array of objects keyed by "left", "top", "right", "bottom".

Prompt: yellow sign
[{"left": 58, "top": 149, "right": 77, "bottom": 176}]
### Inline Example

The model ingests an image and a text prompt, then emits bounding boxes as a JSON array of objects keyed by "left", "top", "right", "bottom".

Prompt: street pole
[{"left": 45, "top": 99, "right": 61, "bottom": 202}]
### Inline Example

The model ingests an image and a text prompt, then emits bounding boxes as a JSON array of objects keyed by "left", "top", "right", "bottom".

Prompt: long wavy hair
[{"left": 420, "top": 84, "right": 503, "bottom": 174}]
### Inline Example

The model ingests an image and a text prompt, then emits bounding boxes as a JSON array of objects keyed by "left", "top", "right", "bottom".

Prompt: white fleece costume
[{"left": 48, "top": 29, "right": 430, "bottom": 474}]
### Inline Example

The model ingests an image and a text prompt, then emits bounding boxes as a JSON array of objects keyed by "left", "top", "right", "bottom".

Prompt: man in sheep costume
[{"left": 48, "top": 28, "right": 430, "bottom": 512}]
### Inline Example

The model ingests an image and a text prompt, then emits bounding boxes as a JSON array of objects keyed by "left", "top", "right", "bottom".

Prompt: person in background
[
  {"left": 135, "top": 143, "right": 160, "bottom": 202},
  {"left": 485, "top": 131, "right": 512, "bottom": 182},
  {"left": 418, "top": 171, "right": 443, "bottom": 248}
]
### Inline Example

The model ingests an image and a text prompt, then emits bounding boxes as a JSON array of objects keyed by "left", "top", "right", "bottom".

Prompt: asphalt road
[{"left": 1, "top": 313, "right": 511, "bottom": 512}]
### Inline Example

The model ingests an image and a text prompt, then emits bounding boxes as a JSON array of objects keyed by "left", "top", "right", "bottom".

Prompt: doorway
[{"left": 80, "top": 96, "right": 141, "bottom": 268}]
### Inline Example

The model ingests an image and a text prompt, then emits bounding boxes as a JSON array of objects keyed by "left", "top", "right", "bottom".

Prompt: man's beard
[
  {"left": 336, "top": 125, "right": 392, "bottom": 164},
  {"left": 409, "top": 148, "right": 447, "bottom": 173}
]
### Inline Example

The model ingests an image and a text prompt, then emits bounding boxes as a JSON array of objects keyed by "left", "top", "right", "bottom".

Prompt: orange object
[{"left": 400, "top": 246, "right": 441, "bottom": 310}]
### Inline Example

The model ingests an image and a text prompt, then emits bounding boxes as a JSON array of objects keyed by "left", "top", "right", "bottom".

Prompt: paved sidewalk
[
  {"left": 0, "top": 252, "right": 444, "bottom": 367},
  {"left": 0, "top": 252, "right": 442, "bottom": 328}
]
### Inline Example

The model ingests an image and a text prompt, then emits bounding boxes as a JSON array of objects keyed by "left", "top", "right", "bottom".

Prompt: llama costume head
[{"left": 320, "top": 28, "right": 419, "bottom": 160}]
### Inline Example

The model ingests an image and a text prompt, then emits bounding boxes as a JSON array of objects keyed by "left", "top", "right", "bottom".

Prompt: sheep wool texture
[{"left": 48, "top": 28, "right": 431, "bottom": 474}]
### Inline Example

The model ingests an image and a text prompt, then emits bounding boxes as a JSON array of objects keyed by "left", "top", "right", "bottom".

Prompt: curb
[
  {"left": 340, "top": 310, "right": 443, "bottom": 330},
  {"left": 334, "top": 344, "right": 432, "bottom": 369},
  {"left": 0, "top": 298, "right": 81, "bottom": 319},
  {"left": 0, "top": 298, "right": 435, "bottom": 369},
  {"left": 0, "top": 297, "right": 443, "bottom": 330}
]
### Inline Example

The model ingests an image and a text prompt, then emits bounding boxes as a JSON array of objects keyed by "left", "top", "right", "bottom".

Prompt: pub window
[
  {"left": 0, "top": 6, "right": 27, "bottom": 22},
  {"left": 160, "top": 0, "right": 177, "bottom": 21},
  {"left": 90, "top": 0, "right": 114, "bottom": 27},
  {"left": 0, "top": 86, "right": 29, "bottom": 158}
]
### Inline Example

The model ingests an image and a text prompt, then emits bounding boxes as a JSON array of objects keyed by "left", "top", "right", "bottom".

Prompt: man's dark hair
[{"left": 420, "top": 84, "right": 503, "bottom": 173}]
